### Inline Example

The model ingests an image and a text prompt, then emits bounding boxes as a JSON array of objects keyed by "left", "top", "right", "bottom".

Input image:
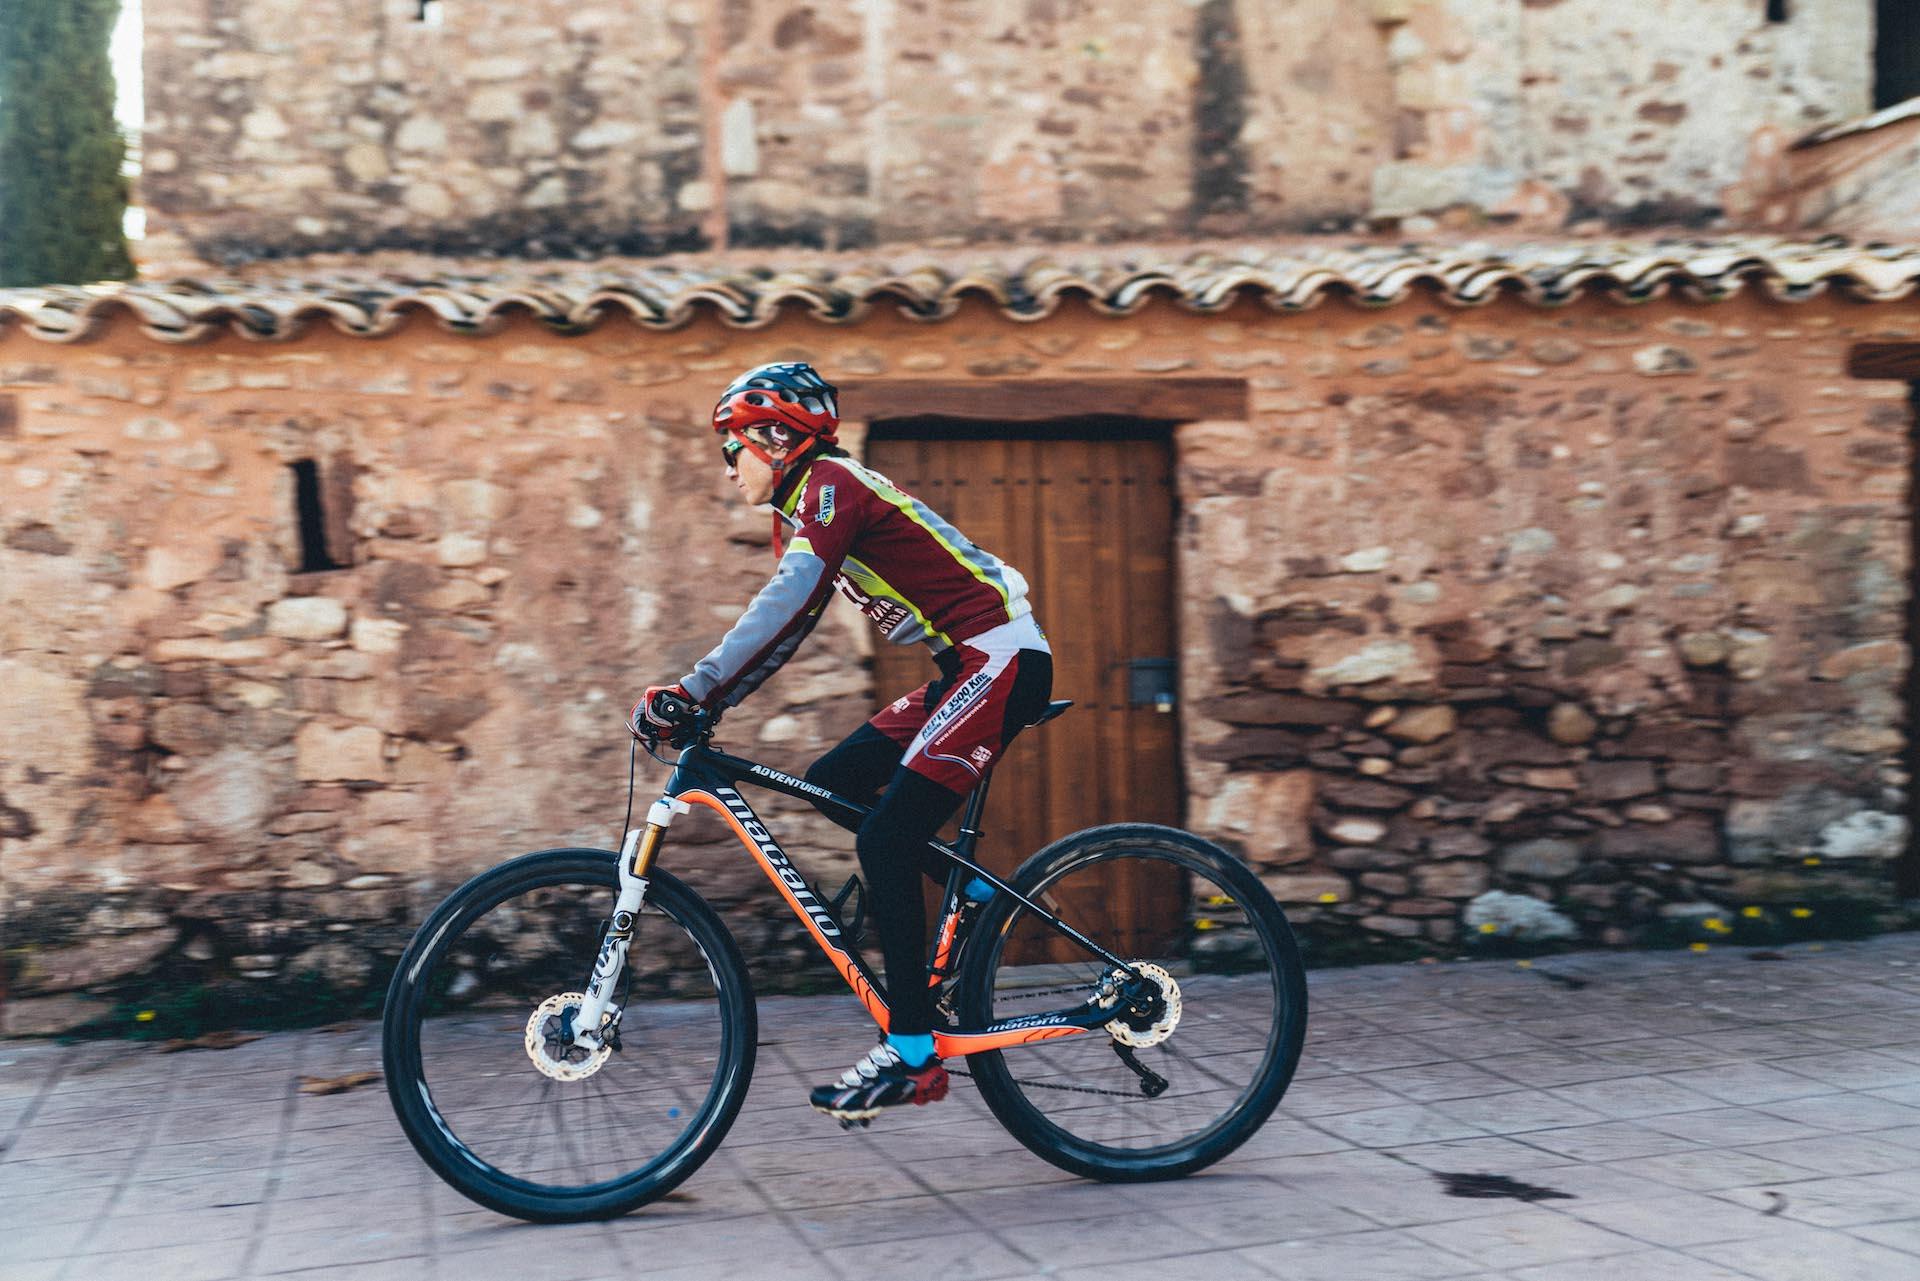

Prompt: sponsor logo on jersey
[
  {"left": 969, "top": 745, "right": 994, "bottom": 768},
  {"left": 817, "top": 485, "right": 836, "bottom": 526}
]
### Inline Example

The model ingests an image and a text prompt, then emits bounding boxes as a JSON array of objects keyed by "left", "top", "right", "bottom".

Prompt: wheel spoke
[
  {"left": 966, "top": 830, "right": 1306, "bottom": 1174},
  {"left": 385, "top": 854, "right": 752, "bottom": 1220}
]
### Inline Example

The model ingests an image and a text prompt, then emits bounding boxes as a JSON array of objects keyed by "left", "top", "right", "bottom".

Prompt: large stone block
[
  {"left": 170, "top": 747, "right": 275, "bottom": 839},
  {"left": 1594, "top": 816, "right": 1720, "bottom": 864},
  {"left": 1499, "top": 838, "right": 1584, "bottom": 879},
  {"left": 1197, "top": 771, "right": 1315, "bottom": 865},
  {"left": 267, "top": 597, "right": 349, "bottom": 640},
  {"left": 294, "top": 723, "right": 388, "bottom": 782}
]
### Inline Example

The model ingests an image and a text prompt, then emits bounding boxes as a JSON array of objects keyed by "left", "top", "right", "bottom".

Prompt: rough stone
[
  {"left": 1310, "top": 639, "right": 1423, "bottom": 689},
  {"left": 267, "top": 597, "right": 349, "bottom": 641},
  {"left": 1199, "top": 772, "right": 1316, "bottom": 865},
  {"left": 170, "top": 748, "right": 276, "bottom": 839},
  {"left": 1547, "top": 703, "right": 1597, "bottom": 745},
  {"left": 1499, "top": 838, "right": 1585, "bottom": 879},
  {"left": 293, "top": 723, "right": 387, "bottom": 782},
  {"left": 1580, "top": 760, "right": 1659, "bottom": 802},
  {"left": 1594, "top": 816, "right": 1721, "bottom": 864},
  {"left": 1464, "top": 890, "right": 1577, "bottom": 941},
  {"left": 1260, "top": 873, "right": 1350, "bottom": 904},
  {"left": 1386, "top": 705, "right": 1456, "bottom": 744},
  {"left": 1814, "top": 640, "right": 1905, "bottom": 682},
  {"left": 1415, "top": 862, "right": 1489, "bottom": 899},
  {"left": 1322, "top": 815, "right": 1388, "bottom": 846},
  {"left": 1817, "top": 811, "right": 1906, "bottom": 861}
]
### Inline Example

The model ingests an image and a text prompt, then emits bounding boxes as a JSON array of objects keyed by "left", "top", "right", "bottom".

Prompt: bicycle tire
[
  {"left": 382, "top": 848, "right": 756, "bottom": 1222},
  {"left": 959, "top": 823, "right": 1307, "bottom": 1182}
]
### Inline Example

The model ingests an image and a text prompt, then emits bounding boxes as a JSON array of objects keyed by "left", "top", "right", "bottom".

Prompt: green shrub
[{"left": 0, "top": 0, "right": 135, "bottom": 286}]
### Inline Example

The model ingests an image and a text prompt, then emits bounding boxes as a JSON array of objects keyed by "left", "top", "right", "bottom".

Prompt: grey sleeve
[{"left": 680, "top": 548, "right": 836, "bottom": 708}]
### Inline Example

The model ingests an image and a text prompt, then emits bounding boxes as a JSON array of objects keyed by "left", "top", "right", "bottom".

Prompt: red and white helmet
[{"left": 712, "top": 363, "right": 840, "bottom": 470}]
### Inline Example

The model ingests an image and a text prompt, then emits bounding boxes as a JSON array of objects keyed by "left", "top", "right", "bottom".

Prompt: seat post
[{"left": 954, "top": 769, "right": 994, "bottom": 860}]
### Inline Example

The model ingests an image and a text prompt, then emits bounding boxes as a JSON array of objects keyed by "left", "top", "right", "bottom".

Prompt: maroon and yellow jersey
[{"left": 680, "top": 456, "right": 1034, "bottom": 710}]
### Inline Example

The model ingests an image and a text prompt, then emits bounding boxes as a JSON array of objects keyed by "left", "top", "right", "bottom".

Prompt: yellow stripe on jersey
[{"left": 833, "top": 458, "right": 1015, "bottom": 615}]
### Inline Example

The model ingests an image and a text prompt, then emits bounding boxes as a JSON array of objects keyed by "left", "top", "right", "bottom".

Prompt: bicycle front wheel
[
  {"left": 382, "top": 849, "right": 755, "bottom": 1222},
  {"left": 959, "top": 824, "right": 1307, "bottom": 1182}
]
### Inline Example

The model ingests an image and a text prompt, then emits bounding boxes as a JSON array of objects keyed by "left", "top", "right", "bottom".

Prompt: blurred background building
[{"left": 4, "top": 0, "right": 1920, "bottom": 1034}]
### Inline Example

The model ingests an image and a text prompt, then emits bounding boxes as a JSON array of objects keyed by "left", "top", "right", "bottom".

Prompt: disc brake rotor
[
  {"left": 524, "top": 992, "right": 615, "bottom": 1082},
  {"left": 1099, "top": 962, "right": 1182, "bottom": 1048}
]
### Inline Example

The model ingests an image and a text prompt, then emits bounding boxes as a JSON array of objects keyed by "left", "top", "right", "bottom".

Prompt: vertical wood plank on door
[{"left": 865, "top": 421, "right": 1182, "bottom": 960}]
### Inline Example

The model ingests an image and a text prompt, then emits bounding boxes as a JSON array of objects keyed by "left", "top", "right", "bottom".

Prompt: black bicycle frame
[{"left": 655, "top": 740, "right": 1141, "bottom": 1053}]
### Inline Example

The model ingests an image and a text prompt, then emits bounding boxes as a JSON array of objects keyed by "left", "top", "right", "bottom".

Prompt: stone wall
[
  {"left": 2, "top": 285, "right": 1916, "bottom": 1032},
  {"left": 138, "top": 0, "right": 1875, "bottom": 267}
]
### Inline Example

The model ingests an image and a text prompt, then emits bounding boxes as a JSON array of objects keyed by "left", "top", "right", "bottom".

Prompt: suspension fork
[{"left": 569, "top": 796, "right": 689, "bottom": 1050}]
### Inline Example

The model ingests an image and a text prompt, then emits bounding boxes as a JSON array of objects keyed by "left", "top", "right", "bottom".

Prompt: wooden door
[{"left": 866, "top": 418, "right": 1183, "bottom": 959}]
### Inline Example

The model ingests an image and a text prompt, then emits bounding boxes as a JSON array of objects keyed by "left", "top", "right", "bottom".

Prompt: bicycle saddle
[{"left": 1029, "top": 699, "right": 1073, "bottom": 728}]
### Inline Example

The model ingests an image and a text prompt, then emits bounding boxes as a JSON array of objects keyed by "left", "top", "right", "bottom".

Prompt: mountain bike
[{"left": 382, "top": 700, "right": 1308, "bottom": 1222}]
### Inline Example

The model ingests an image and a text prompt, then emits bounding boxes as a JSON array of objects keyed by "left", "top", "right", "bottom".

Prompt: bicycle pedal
[{"left": 836, "top": 1115, "right": 874, "bottom": 1131}]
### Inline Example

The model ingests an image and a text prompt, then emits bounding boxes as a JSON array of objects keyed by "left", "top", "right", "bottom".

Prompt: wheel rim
[
  {"left": 399, "top": 869, "right": 735, "bottom": 1196},
  {"left": 979, "top": 846, "right": 1293, "bottom": 1159}
]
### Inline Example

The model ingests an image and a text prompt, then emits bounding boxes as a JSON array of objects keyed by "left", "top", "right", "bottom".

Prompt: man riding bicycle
[{"left": 632, "top": 362, "right": 1054, "bottom": 1123}]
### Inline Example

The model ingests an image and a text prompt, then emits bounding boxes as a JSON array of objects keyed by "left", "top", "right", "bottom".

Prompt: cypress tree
[{"left": 0, "top": 0, "right": 135, "bottom": 286}]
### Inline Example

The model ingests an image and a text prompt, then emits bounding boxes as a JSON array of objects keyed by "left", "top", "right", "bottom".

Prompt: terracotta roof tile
[{"left": 2, "top": 235, "right": 1917, "bottom": 345}]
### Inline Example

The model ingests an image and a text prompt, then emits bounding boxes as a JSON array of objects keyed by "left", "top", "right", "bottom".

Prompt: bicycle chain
[{"left": 942, "top": 980, "right": 1160, "bottom": 1101}]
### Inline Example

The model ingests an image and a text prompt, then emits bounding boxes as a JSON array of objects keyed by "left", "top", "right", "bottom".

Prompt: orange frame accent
[{"left": 676, "top": 789, "right": 1094, "bottom": 1058}]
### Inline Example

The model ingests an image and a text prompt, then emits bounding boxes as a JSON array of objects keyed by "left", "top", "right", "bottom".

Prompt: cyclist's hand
[{"left": 630, "top": 684, "right": 699, "bottom": 743}]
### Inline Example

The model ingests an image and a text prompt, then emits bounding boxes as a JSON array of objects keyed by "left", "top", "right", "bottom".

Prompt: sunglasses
[{"left": 720, "top": 435, "right": 745, "bottom": 468}]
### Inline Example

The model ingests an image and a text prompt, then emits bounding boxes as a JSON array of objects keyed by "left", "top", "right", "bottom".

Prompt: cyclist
[{"left": 631, "top": 362, "right": 1053, "bottom": 1123}]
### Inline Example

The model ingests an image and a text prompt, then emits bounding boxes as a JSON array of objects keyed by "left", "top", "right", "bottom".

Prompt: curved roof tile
[{"left": 1, "top": 236, "right": 1916, "bottom": 344}]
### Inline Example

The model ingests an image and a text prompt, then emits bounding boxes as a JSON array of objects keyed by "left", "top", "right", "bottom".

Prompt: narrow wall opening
[
  {"left": 1877, "top": 0, "right": 1920, "bottom": 109},
  {"left": 289, "top": 458, "right": 346, "bottom": 573}
]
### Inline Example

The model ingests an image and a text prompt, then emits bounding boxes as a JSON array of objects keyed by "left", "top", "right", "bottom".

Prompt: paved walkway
[{"left": 5, "top": 933, "right": 1920, "bottom": 1281}]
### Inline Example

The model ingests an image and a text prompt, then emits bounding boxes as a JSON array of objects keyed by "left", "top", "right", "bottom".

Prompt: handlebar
[{"left": 633, "top": 697, "right": 720, "bottom": 754}]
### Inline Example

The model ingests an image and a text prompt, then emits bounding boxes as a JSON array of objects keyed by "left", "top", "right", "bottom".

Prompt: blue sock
[
  {"left": 887, "top": 1032, "right": 936, "bottom": 1067},
  {"left": 964, "top": 876, "right": 996, "bottom": 902}
]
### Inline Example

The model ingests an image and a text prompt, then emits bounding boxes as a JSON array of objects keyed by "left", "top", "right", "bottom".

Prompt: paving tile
[
  {"left": 1691, "top": 1228, "right": 1920, "bottom": 1281},
  {"left": 1507, "top": 1121, "right": 1700, "bottom": 1164},
  {"left": 1309, "top": 1103, "right": 1492, "bottom": 1149},
  {"left": 58, "top": 1237, "right": 254, "bottom": 1281},
  {"left": 1050, "top": 1245, "right": 1277, "bottom": 1281},
  {"left": 1769, "top": 1050, "right": 1920, "bottom": 1092},
  {"left": 1544, "top": 1077, "right": 1722, "bottom": 1120},
  {"left": 1238, "top": 1227, "right": 1485, "bottom": 1280},
  {"left": 1656, "top": 1063, "right": 1840, "bottom": 1106},
  {"left": 1142, "top": 1187, "right": 1376, "bottom": 1246},
  {"left": 1277, "top": 1075, "right": 1409, "bottom": 1117},
  {"left": 1753, "top": 1091, "right": 1920, "bottom": 1132},
  {"left": 1605, "top": 1148, "right": 1820, "bottom": 1193},
  {"left": 1713, "top": 1173, "right": 1920, "bottom": 1229},
  {"left": 1636, "top": 1106, "right": 1831, "bottom": 1147},
  {"left": 1364, "top": 1060, "right": 1530, "bottom": 1103},
  {"left": 1731, "top": 1134, "right": 1920, "bottom": 1178},
  {"left": 1405, "top": 1207, "right": 1646, "bottom": 1270},
  {"left": 1561, "top": 1191, "right": 1812, "bottom": 1247},
  {"left": 1432, "top": 1089, "right": 1609, "bottom": 1135},
  {"left": 1504, "top": 1248, "right": 1757, "bottom": 1280},
  {"left": 1845, "top": 1216, "right": 1920, "bottom": 1253},
  {"left": 819, "top": 1227, "right": 1036, "bottom": 1279}
]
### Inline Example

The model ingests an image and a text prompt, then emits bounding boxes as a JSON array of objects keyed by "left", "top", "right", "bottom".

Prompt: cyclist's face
[{"left": 723, "top": 428, "right": 781, "bottom": 505}]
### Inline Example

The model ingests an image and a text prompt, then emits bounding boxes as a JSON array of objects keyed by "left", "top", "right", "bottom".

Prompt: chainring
[
  {"left": 524, "top": 992, "right": 615, "bottom": 1082},
  {"left": 1100, "top": 962, "right": 1182, "bottom": 1048}
]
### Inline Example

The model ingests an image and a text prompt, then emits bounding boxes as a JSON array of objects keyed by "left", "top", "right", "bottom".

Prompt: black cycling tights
[{"left": 804, "top": 726, "right": 964, "bottom": 1038}]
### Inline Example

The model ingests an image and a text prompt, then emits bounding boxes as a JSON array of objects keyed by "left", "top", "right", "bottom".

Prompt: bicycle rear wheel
[
  {"left": 959, "top": 824, "right": 1307, "bottom": 1182},
  {"left": 382, "top": 849, "right": 755, "bottom": 1222}
]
